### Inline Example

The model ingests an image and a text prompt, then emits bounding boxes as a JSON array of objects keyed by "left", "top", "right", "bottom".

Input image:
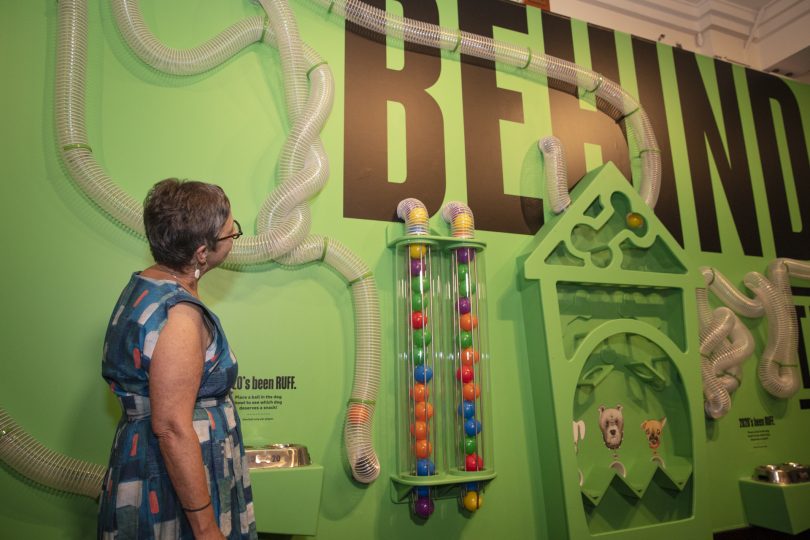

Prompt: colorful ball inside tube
[
  {"left": 457, "top": 297, "right": 471, "bottom": 314},
  {"left": 414, "top": 496, "right": 434, "bottom": 518},
  {"left": 414, "top": 365, "right": 433, "bottom": 384},
  {"left": 465, "top": 453, "right": 484, "bottom": 471},
  {"left": 409, "top": 244, "right": 426, "bottom": 259},
  {"left": 456, "top": 365, "right": 474, "bottom": 383},
  {"left": 413, "top": 328, "right": 432, "bottom": 347},
  {"left": 464, "top": 418, "right": 482, "bottom": 436},
  {"left": 411, "top": 383, "right": 429, "bottom": 402},
  {"left": 456, "top": 247, "right": 475, "bottom": 263},
  {"left": 416, "top": 458, "right": 435, "bottom": 476},
  {"left": 462, "top": 491, "right": 482, "bottom": 512},
  {"left": 411, "top": 275, "right": 430, "bottom": 293},
  {"left": 410, "top": 258, "right": 424, "bottom": 276},
  {"left": 458, "top": 400, "right": 475, "bottom": 419},
  {"left": 460, "top": 347, "right": 479, "bottom": 366},
  {"left": 412, "top": 292, "right": 427, "bottom": 311},
  {"left": 411, "top": 347, "right": 426, "bottom": 365},
  {"left": 411, "top": 311, "right": 426, "bottom": 329},
  {"left": 462, "top": 436, "right": 477, "bottom": 455}
]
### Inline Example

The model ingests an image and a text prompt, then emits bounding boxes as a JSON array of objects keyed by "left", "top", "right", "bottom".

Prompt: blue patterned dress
[{"left": 98, "top": 273, "right": 257, "bottom": 539}]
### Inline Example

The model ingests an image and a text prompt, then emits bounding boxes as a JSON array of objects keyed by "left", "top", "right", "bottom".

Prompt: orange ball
[
  {"left": 347, "top": 404, "right": 369, "bottom": 424},
  {"left": 414, "top": 440, "right": 433, "bottom": 459},
  {"left": 460, "top": 313, "right": 478, "bottom": 332},
  {"left": 415, "top": 401, "right": 434, "bottom": 421},
  {"left": 411, "top": 383, "right": 429, "bottom": 402},
  {"left": 460, "top": 348, "right": 480, "bottom": 366},
  {"left": 410, "top": 421, "right": 428, "bottom": 440},
  {"left": 462, "top": 383, "right": 481, "bottom": 401}
]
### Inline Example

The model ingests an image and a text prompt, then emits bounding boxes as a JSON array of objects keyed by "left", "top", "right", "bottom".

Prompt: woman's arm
[{"left": 150, "top": 302, "right": 224, "bottom": 540}]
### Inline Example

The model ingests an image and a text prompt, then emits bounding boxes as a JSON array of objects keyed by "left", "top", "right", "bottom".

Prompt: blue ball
[
  {"left": 414, "top": 486, "right": 430, "bottom": 497},
  {"left": 458, "top": 400, "right": 475, "bottom": 419},
  {"left": 465, "top": 482, "right": 480, "bottom": 491},
  {"left": 464, "top": 419, "right": 482, "bottom": 437},
  {"left": 416, "top": 459, "right": 435, "bottom": 476},
  {"left": 414, "top": 365, "right": 433, "bottom": 383}
]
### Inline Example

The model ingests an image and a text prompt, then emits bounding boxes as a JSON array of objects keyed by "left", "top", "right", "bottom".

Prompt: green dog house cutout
[{"left": 523, "top": 163, "right": 711, "bottom": 539}]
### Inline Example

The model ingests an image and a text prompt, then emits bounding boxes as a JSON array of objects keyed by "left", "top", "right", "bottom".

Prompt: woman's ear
[{"left": 195, "top": 244, "right": 208, "bottom": 266}]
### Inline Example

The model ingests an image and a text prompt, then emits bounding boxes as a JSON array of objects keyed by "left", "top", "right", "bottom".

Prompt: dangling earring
[{"left": 194, "top": 264, "right": 201, "bottom": 280}]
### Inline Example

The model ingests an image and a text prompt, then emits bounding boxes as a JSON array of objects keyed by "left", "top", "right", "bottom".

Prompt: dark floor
[{"left": 715, "top": 527, "right": 810, "bottom": 540}]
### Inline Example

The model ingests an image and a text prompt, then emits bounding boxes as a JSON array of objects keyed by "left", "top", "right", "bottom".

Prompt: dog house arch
[{"left": 522, "top": 163, "right": 711, "bottom": 539}]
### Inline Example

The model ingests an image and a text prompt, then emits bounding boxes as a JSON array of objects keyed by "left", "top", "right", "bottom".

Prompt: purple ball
[
  {"left": 457, "top": 297, "right": 471, "bottom": 314},
  {"left": 410, "top": 259, "right": 424, "bottom": 276},
  {"left": 456, "top": 248, "right": 475, "bottom": 263},
  {"left": 414, "top": 497, "right": 434, "bottom": 518}
]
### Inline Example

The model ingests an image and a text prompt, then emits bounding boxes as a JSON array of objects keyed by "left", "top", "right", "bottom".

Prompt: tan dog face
[
  {"left": 598, "top": 405, "right": 624, "bottom": 450},
  {"left": 641, "top": 417, "right": 666, "bottom": 449}
]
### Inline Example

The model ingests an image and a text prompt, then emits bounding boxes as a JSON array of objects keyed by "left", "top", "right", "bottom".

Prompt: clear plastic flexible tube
[
  {"left": 396, "top": 199, "right": 430, "bottom": 236},
  {"left": 37, "top": 0, "right": 383, "bottom": 487},
  {"left": 308, "top": 0, "right": 661, "bottom": 209},
  {"left": 441, "top": 201, "right": 475, "bottom": 239},
  {"left": 275, "top": 235, "right": 382, "bottom": 482},
  {"left": 695, "top": 287, "right": 753, "bottom": 418},
  {"left": 0, "top": 408, "right": 105, "bottom": 499},
  {"left": 537, "top": 136, "right": 570, "bottom": 214},
  {"left": 744, "top": 271, "right": 800, "bottom": 398},
  {"left": 701, "top": 267, "right": 764, "bottom": 318}
]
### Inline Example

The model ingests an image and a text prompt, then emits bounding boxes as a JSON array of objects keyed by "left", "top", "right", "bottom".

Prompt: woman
[{"left": 98, "top": 179, "right": 257, "bottom": 539}]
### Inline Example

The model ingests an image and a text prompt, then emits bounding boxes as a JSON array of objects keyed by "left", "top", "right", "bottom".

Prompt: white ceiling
[{"left": 549, "top": 0, "right": 810, "bottom": 83}]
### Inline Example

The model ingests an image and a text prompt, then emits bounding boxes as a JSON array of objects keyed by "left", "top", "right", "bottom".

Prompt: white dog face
[{"left": 598, "top": 405, "right": 624, "bottom": 450}]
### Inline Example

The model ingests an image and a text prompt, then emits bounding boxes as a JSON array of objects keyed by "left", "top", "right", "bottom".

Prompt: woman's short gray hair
[{"left": 143, "top": 178, "right": 231, "bottom": 269}]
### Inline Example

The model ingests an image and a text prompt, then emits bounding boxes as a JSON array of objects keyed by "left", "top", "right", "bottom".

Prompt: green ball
[
  {"left": 414, "top": 329, "right": 432, "bottom": 347},
  {"left": 462, "top": 436, "right": 477, "bottom": 455},
  {"left": 458, "top": 331, "right": 473, "bottom": 348},
  {"left": 457, "top": 263, "right": 469, "bottom": 280},
  {"left": 459, "top": 274, "right": 476, "bottom": 296},
  {"left": 411, "top": 292, "right": 427, "bottom": 311},
  {"left": 411, "top": 276, "right": 430, "bottom": 293},
  {"left": 412, "top": 347, "right": 426, "bottom": 365}
]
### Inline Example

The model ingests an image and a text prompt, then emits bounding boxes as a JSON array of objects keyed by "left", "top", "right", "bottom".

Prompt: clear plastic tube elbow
[
  {"left": 396, "top": 198, "right": 430, "bottom": 236},
  {"left": 441, "top": 201, "right": 475, "bottom": 239},
  {"left": 705, "top": 268, "right": 764, "bottom": 318},
  {"left": 537, "top": 137, "right": 570, "bottom": 214}
]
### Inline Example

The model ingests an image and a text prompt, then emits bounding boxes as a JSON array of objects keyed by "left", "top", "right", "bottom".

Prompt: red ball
[
  {"left": 465, "top": 453, "right": 484, "bottom": 471},
  {"left": 456, "top": 365, "right": 474, "bottom": 383},
  {"left": 412, "top": 311, "right": 426, "bottom": 329}
]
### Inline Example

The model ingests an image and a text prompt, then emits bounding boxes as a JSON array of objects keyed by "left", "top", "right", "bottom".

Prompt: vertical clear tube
[
  {"left": 396, "top": 239, "right": 439, "bottom": 519},
  {"left": 448, "top": 245, "right": 490, "bottom": 512}
]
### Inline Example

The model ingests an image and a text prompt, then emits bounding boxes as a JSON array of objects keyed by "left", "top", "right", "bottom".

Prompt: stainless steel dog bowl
[
  {"left": 246, "top": 444, "right": 311, "bottom": 469},
  {"left": 754, "top": 463, "right": 810, "bottom": 484}
]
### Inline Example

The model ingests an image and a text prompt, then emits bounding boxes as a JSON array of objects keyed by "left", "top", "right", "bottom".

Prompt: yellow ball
[
  {"left": 409, "top": 244, "right": 426, "bottom": 259},
  {"left": 626, "top": 212, "right": 644, "bottom": 229},
  {"left": 463, "top": 491, "right": 482, "bottom": 512},
  {"left": 409, "top": 207, "right": 428, "bottom": 222}
]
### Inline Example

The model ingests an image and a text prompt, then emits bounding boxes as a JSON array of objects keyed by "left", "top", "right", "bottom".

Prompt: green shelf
[{"left": 740, "top": 478, "right": 810, "bottom": 535}]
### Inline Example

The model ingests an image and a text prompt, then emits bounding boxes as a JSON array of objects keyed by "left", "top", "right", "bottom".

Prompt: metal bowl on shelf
[{"left": 246, "top": 444, "right": 311, "bottom": 469}]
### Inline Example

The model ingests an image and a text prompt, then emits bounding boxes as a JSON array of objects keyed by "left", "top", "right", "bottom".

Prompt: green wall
[{"left": 1, "top": 1, "right": 809, "bottom": 538}]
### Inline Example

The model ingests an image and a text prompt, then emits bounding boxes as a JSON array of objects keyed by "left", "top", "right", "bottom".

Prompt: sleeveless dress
[{"left": 98, "top": 273, "right": 257, "bottom": 539}]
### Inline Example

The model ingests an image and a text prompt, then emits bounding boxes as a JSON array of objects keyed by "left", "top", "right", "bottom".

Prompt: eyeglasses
[{"left": 217, "top": 219, "right": 243, "bottom": 242}]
